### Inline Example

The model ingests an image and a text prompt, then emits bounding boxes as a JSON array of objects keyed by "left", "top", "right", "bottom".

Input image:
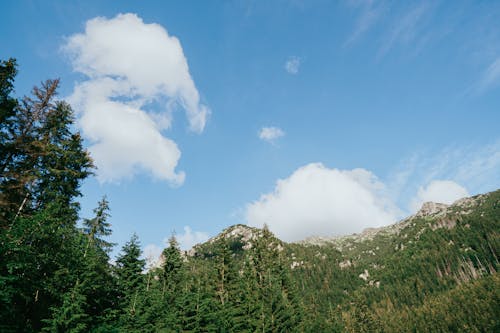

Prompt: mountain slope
[
  {"left": 189, "top": 189, "right": 499, "bottom": 331},
  {"left": 286, "top": 189, "right": 499, "bottom": 331}
]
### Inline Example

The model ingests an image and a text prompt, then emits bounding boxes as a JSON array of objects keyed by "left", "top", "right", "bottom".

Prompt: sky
[{"left": 1, "top": 0, "right": 499, "bottom": 260}]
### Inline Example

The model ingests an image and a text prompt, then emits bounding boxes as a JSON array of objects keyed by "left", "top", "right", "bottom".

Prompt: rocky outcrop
[
  {"left": 415, "top": 202, "right": 449, "bottom": 217},
  {"left": 297, "top": 192, "right": 488, "bottom": 248}
]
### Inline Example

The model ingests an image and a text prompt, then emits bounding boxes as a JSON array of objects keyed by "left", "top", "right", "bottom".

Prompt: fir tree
[{"left": 115, "top": 233, "right": 146, "bottom": 329}]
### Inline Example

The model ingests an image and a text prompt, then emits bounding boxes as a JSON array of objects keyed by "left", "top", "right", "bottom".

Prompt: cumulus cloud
[
  {"left": 64, "top": 13, "right": 209, "bottom": 184},
  {"left": 143, "top": 243, "right": 163, "bottom": 269},
  {"left": 174, "top": 226, "right": 210, "bottom": 250},
  {"left": 245, "top": 140, "right": 499, "bottom": 241},
  {"left": 245, "top": 163, "right": 400, "bottom": 242},
  {"left": 285, "top": 56, "right": 301, "bottom": 74},
  {"left": 258, "top": 126, "right": 285, "bottom": 144},
  {"left": 410, "top": 180, "right": 469, "bottom": 212},
  {"left": 388, "top": 140, "right": 500, "bottom": 211},
  {"left": 143, "top": 225, "right": 209, "bottom": 269}
]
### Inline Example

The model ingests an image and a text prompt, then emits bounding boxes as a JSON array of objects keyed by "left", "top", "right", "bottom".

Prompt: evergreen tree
[
  {"left": 0, "top": 58, "right": 19, "bottom": 226},
  {"left": 42, "top": 281, "right": 89, "bottom": 333},
  {"left": 161, "top": 235, "right": 184, "bottom": 295},
  {"left": 78, "top": 198, "right": 117, "bottom": 328},
  {"left": 158, "top": 234, "right": 185, "bottom": 330},
  {"left": 115, "top": 234, "right": 146, "bottom": 329},
  {"left": 1, "top": 201, "right": 84, "bottom": 331},
  {"left": 244, "top": 225, "right": 304, "bottom": 332},
  {"left": 83, "top": 196, "right": 113, "bottom": 254},
  {"left": 0, "top": 77, "right": 92, "bottom": 226},
  {"left": 0, "top": 63, "right": 93, "bottom": 331}
]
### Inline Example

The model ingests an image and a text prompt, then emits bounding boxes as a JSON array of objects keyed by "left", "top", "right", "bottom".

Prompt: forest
[{"left": 1, "top": 58, "right": 499, "bottom": 332}]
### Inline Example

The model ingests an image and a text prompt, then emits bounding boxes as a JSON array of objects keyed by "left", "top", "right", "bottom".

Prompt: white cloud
[
  {"left": 285, "top": 56, "right": 301, "bottom": 74},
  {"left": 173, "top": 226, "right": 209, "bottom": 250},
  {"left": 477, "top": 56, "right": 500, "bottom": 93},
  {"left": 143, "top": 225, "right": 209, "bottom": 268},
  {"left": 245, "top": 163, "right": 400, "bottom": 242},
  {"left": 388, "top": 140, "right": 500, "bottom": 211},
  {"left": 258, "top": 126, "right": 285, "bottom": 144},
  {"left": 378, "top": 2, "right": 431, "bottom": 57},
  {"left": 245, "top": 140, "right": 500, "bottom": 242},
  {"left": 64, "top": 13, "right": 209, "bottom": 184},
  {"left": 345, "top": 0, "right": 384, "bottom": 46},
  {"left": 410, "top": 180, "right": 469, "bottom": 212},
  {"left": 143, "top": 243, "right": 163, "bottom": 269}
]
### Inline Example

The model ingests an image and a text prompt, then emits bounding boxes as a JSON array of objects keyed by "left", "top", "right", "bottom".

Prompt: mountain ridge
[{"left": 189, "top": 190, "right": 492, "bottom": 252}]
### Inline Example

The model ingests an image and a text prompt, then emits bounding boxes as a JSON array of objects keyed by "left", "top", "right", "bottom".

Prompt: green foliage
[
  {"left": 42, "top": 282, "right": 89, "bottom": 333},
  {"left": 83, "top": 196, "right": 114, "bottom": 253},
  {"left": 115, "top": 234, "right": 145, "bottom": 307},
  {"left": 1, "top": 58, "right": 499, "bottom": 332}
]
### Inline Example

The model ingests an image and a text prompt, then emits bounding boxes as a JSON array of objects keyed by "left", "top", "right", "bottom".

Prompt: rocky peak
[
  {"left": 187, "top": 224, "right": 263, "bottom": 257},
  {"left": 415, "top": 202, "right": 449, "bottom": 217},
  {"left": 207, "top": 224, "right": 260, "bottom": 246}
]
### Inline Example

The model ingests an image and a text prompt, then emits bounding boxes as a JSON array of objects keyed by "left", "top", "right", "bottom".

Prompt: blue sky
[{"left": 1, "top": 0, "right": 499, "bottom": 259}]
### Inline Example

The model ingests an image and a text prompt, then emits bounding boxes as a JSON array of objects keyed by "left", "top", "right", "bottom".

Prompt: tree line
[{"left": 1, "top": 58, "right": 499, "bottom": 332}]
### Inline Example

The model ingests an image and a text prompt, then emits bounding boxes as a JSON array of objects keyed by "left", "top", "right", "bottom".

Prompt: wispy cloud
[
  {"left": 285, "top": 56, "right": 301, "bottom": 74},
  {"left": 258, "top": 126, "right": 285, "bottom": 144},
  {"left": 345, "top": 1, "right": 441, "bottom": 58},
  {"left": 378, "top": 2, "right": 432, "bottom": 58},
  {"left": 476, "top": 56, "right": 500, "bottom": 93},
  {"left": 388, "top": 140, "right": 500, "bottom": 212},
  {"left": 345, "top": 0, "right": 384, "bottom": 46}
]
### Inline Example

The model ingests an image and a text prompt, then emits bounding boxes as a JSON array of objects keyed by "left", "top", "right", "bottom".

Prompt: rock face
[
  {"left": 359, "top": 269, "right": 370, "bottom": 281},
  {"left": 297, "top": 193, "right": 487, "bottom": 247},
  {"left": 188, "top": 224, "right": 285, "bottom": 257},
  {"left": 206, "top": 224, "right": 261, "bottom": 250},
  {"left": 180, "top": 192, "right": 490, "bottom": 260},
  {"left": 415, "top": 202, "right": 449, "bottom": 217}
]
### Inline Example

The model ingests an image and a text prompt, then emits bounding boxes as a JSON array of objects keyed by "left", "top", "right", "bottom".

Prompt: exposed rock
[
  {"left": 339, "top": 259, "right": 352, "bottom": 269},
  {"left": 204, "top": 224, "right": 261, "bottom": 251},
  {"left": 430, "top": 218, "right": 456, "bottom": 231},
  {"left": 296, "top": 192, "right": 489, "bottom": 248},
  {"left": 359, "top": 269, "right": 370, "bottom": 281},
  {"left": 416, "top": 202, "right": 449, "bottom": 217}
]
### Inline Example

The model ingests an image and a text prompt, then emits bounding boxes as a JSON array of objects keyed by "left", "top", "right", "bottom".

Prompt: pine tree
[
  {"left": 161, "top": 235, "right": 184, "bottom": 295},
  {"left": 158, "top": 235, "right": 185, "bottom": 330},
  {"left": 1, "top": 201, "right": 84, "bottom": 331},
  {"left": 0, "top": 58, "right": 19, "bottom": 226},
  {"left": 42, "top": 281, "right": 89, "bottom": 333},
  {"left": 0, "top": 77, "right": 92, "bottom": 226},
  {"left": 115, "top": 233, "right": 146, "bottom": 329},
  {"left": 0, "top": 64, "right": 94, "bottom": 332},
  {"left": 228, "top": 225, "right": 304, "bottom": 332},
  {"left": 82, "top": 196, "right": 113, "bottom": 254}
]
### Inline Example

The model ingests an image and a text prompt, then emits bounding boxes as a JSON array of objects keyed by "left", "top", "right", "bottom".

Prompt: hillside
[{"left": 186, "top": 189, "right": 499, "bottom": 332}]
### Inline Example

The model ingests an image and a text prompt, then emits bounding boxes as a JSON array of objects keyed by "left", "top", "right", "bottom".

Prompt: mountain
[{"left": 185, "top": 189, "right": 499, "bottom": 332}]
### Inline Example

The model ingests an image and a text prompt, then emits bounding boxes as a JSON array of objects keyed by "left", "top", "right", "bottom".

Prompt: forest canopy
[{"left": 0, "top": 59, "right": 499, "bottom": 332}]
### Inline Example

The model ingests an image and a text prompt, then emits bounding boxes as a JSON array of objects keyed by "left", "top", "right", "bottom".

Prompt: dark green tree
[
  {"left": 115, "top": 233, "right": 146, "bottom": 329},
  {"left": 158, "top": 234, "right": 185, "bottom": 330},
  {"left": 0, "top": 61, "right": 93, "bottom": 332},
  {"left": 42, "top": 281, "right": 89, "bottom": 333},
  {"left": 0, "top": 77, "right": 92, "bottom": 226},
  {"left": 83, "top": 196, "right": 113, "bottom": 254}
]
